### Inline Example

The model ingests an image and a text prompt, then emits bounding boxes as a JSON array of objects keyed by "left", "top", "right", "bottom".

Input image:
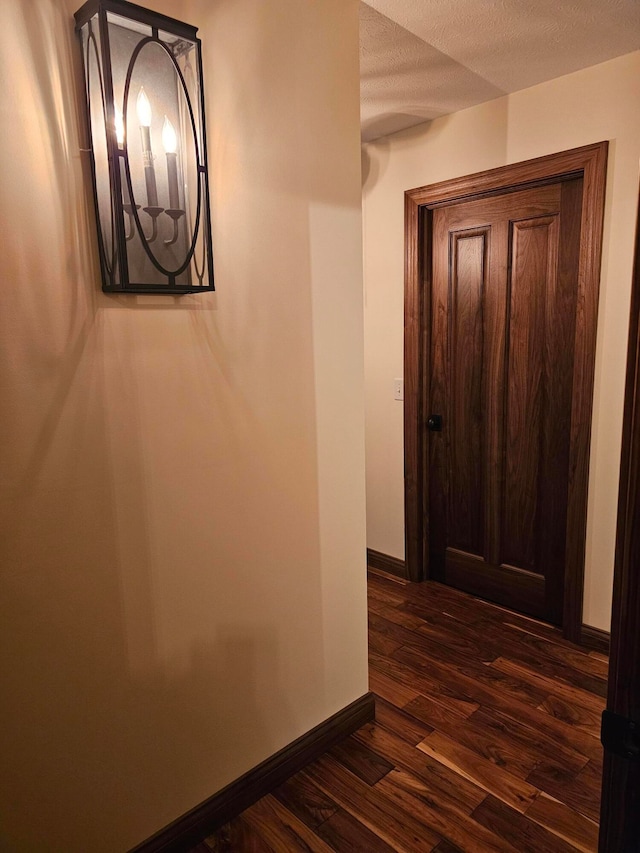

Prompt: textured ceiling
[{"left": 361, "top": 0, "right": 640, "bottom": 142}]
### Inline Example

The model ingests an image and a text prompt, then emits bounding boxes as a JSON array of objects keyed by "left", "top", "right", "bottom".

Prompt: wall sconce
[{"left": 74, "top": 0, "right": 215, "bottom": 293}]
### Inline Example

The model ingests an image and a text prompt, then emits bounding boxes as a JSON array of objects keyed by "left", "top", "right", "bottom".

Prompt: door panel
[
  {"left": 449, "top": 229, "right": 485, "bottom": 556},
  {"left": 503, "top": 215, "right": 557, "bottom": 573},
  {"left": 429, "top": 181, "right": 583, "bottom": 624}
]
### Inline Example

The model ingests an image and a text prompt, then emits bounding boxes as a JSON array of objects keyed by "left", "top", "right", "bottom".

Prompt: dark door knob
[{"left": 427, "top": 414, "right": 443, "bottom": 432}]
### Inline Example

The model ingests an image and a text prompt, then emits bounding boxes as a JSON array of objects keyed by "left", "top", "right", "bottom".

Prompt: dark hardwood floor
[{"left": 195, "top": 569, "right": 607, "bottom": 852}]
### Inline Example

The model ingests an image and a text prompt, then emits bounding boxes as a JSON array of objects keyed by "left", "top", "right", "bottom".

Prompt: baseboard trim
[
  {"left": 129, "top": 692, "right": 375, "bottom": 853},
  {"left": 580, "top": 624, "right": 611, "bottom": 655},
  {"left": 367, "top": 548, "right": 407, "bottom": 579}
]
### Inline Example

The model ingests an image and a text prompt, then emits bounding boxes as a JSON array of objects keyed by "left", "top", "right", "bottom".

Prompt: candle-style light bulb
[
  {"left": 114, "top": 103, "right": 125, "bottom": 146},
  {"left": 136, "top": 86, "right": 158, "bottom": 208},
  {"left": 136, "top": 87, "right": 152, "bottom": 127},
  {"left": 162, "top": 116, "right": 177, "bottom": 154},
  {"left": 113, "top": 102, "right": 131, "bottom": 208},
  {"left": 163, "top": 116, "right": 180, "bottom": 211}
]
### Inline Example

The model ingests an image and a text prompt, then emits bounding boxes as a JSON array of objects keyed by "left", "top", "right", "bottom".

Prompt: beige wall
[
  {"left": 363, "top": 51, "right": 640, "bottom": 631},
  {"left": 0, "top": 0, "right": 367, "bottom": 850}
]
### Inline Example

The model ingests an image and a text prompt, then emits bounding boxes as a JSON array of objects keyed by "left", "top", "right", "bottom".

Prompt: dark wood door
[{"left": 428, "top": 180, "right": 583, "bottom": 624}]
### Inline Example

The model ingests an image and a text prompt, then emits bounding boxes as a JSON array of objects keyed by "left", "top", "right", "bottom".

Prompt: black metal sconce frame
[{"left": 74, "top": 0, "right": 215, "bottom": 293}]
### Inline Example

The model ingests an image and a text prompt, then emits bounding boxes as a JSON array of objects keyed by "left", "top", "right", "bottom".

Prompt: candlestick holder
[
  {"left": 164, "top": 208, "right": 186, "bottom": 246},
  {"left": 75, "top": 0, "right": 215, "bottom": 294},
  {"left": 141, "top": 205, "right": 164, "bottom": 243},
  {"left": 123, "top": 203, "right": 141, "bottom": 241}
]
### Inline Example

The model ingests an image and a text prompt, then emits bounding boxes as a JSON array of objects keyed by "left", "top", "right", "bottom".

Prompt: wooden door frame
[
  {"left": 404, "top": 142, "right": 608, "bottom": 643},
  {"left": 598, "top": 186, "right": 640, "bottom": 852}
]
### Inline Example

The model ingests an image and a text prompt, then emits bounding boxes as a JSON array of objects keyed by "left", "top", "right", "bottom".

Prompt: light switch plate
[{"left": 394, "top": 378, "right": 404, "bottom": 401}]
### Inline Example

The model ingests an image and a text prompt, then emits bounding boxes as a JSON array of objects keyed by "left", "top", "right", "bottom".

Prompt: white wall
[
  {"left": 363, "top": 51, "right": 640, "bottom": 631},
  {"left": 0, "top": 0, "right": 367, "bottom": 850}
]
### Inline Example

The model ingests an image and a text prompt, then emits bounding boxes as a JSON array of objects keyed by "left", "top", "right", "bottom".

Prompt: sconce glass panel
[{"left": 74, "top": 0, "right": 215, "bottom": 293}]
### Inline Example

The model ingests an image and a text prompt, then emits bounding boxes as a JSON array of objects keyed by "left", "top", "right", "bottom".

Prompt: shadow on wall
[
  {"left": 2, "top": 577, "right": 287, "bottom": 850},
  {"left": 361, "top": 95, "right": 512, "bottom": 197},
  {"left": 362, "top": 137, "right": 390, "bottom": 193},
  {"left": 361, "top": 111, "right": 434, "bottom": 145}
]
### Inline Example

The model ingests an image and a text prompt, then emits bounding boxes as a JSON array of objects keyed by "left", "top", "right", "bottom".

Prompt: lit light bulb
[
  {"left": 137, "top": 86, "right": 157, "bottom": 207},
  {"left": 162, "top": 116, "right": 177, "bottom": 154},
  {"left": 136, "top": 87, "right": 152, "bottom": 127},
  {"left": 114, "top": 103, "right": 125, "bottom": 145}
]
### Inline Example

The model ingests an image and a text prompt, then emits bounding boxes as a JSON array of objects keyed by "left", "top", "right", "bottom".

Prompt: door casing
[
  {"left": 598, "top": 186, "right": 640, "bottom": 852},
  {"left": 404, "top": 142, "right": 608, "bottom": 643}
]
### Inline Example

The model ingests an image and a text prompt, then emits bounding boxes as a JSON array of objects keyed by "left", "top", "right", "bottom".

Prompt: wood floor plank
[
  {"left": 397, "top": 690, "right": 480, "bottom": 732},
  {"left": 467, "top": 705, "right": 590, "bottom": 776},
  {"left": 476, "top": 622, "right": 608, "bottom": 697},
  {"left": 370, "top": 649, "right": 481, "bottom": 719},
  {"left": 496, "top": 615, "right": 589, "bottom": 647},
  {"left": 401, "top": 593, "right": 490, "bottom": 630},
  {"left": 329, "top": 733, "right": 394, "bottom": 785},
  {"left": 353, "top": 721, "right": 487, "bottom": 814},
  {"left": 373, "top": 695, "right": 435, "bottom": 745},
  {"left": 271, "top": 770, "right": 338, "bottom": 829},
  {"left": 450, "top": 655, "right": 551, "bottom": 709},
  {"left": 377, "top": 769, "right": 519, "bottom": 853},
  {"left": 485, "top": 608, "right": 570, "bottom": 642},
  {"left": 315, "top": 807, "right": 399, "bottom": 853},
  {"left": 367, "top": 580, "right": 408, "bottom": 608},
  {"left": 400, "top": 614, "right": 500, "bottom": 665},
  {"left": 537, "top": 693, "right": 602, "bottom": 739},
  {"left": 368, "top": 667, "right": 421, "bottom": 707},
  {"left": 525, "top": 792, "right": 599, "bottom": 853},
  {"left": 406, "top": 698, "right": 538, "bottom": 779},
  {"left": 400, "top": 577, "right": 491, "bottom": 611},
  {"left": 302, "top": 754, "right": 441, "bottom": 852},
  {"left": 401, "top": 581, "right": 562, "bottom": 643},
  {"left": 433, "top": 841, "right": 465, "bottom": 853},
  {"left": 417, "top": 730, "right": 540, "bottom": 813},
  {"left": 480, "top": 698, "right": 603, "bottom": 765},
  {"left": 368, "top": 610, "right": 427, "bottom": 643},
  {"left": 368, "top": 596, "right": 428, "bottom": 629},
  {"left": 409, "top": 604, "right": 600, "bottom": 692},
  {"left": 391, "top": 643, "right": 545, "bottom": 717},
  {"left": 367, "top": 567, "right": 408, "bottom": 586},
  {"left": 399, "top": 615, "right": 570, "bottom": 710},
  {"left": 527, "top": 758, "right": 603, "bottom": 824},
  {"left": 370, "top": 610, "right": 497, "bottom": 667},
  {"left": 472, "top": 794, "right": 579, "bottom": 853},
  {"left": 503, "top": 625, "right": 609, "bottom": 680},
  {"left": 205, "top": 816, "right": 275, "bottom": 853},
  {"left": 400, "top": 590, "right": 608, "bottom": 697},
  {"left": 369, "top": 625, "right": 404, "bottom": 656},
  {"left": 491, "top": 656, "right": 605, "bottom": 718},
  {"left": 406, "top": 698, "right": 540, "bottom": 779},
  {"left": 394, "top": 644, "right": 603, "bottom": 762},
  {"left": 241, "top": 794, "right": 335, "bottom": 853}
]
